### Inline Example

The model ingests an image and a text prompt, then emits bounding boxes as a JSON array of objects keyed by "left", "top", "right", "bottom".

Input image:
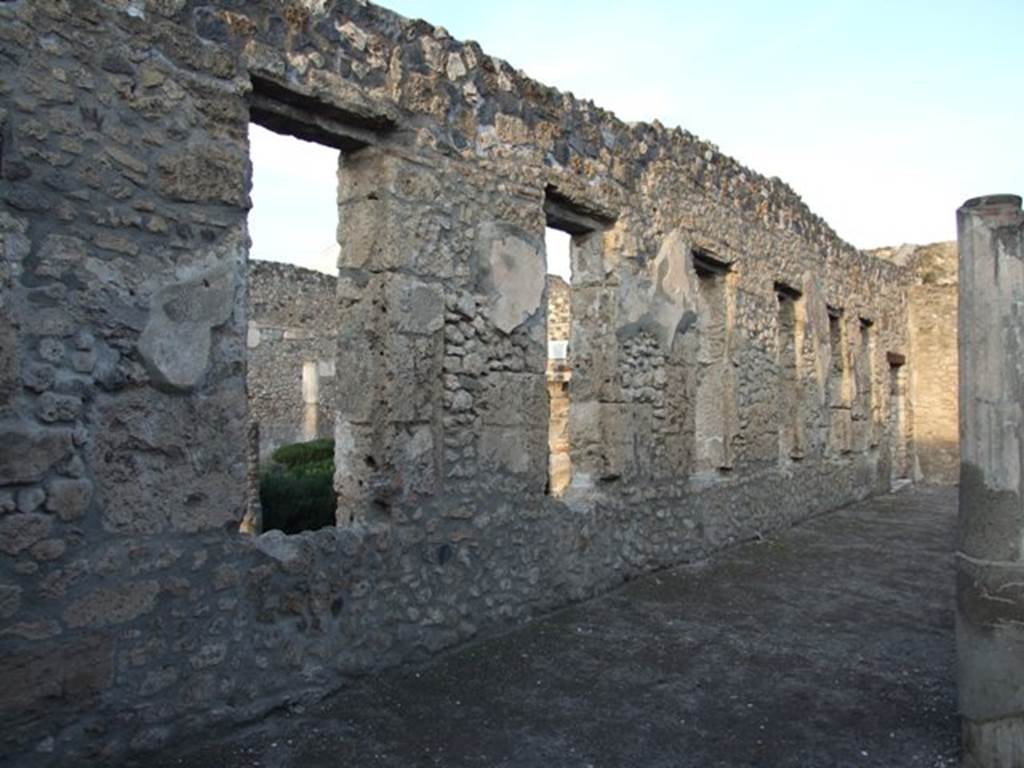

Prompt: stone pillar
[
  {"left": 956, "top": 193, "right": 1024, "bottom": 767},
  {"left": 239, "top": 420, "right": 262, "bottom": 534},
  {"left": 334, "top": 147, "right": 446, "bottom": 524},
  {"left": 301, "top": 361, "right": 319, "bottom": 442},
  {"left": 566, "top": 231, "right": 615, "bottom": 490}
]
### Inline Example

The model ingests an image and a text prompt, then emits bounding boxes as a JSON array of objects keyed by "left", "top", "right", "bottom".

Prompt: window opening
[
  {"left": 244, "top": 122, "right": 341, "bottom": 534},
  {"left": 776, "top": 282, "right": 805, "bottom": 462},
  {"left": 888, "top": 353, "right": 910, "bottom": 483},
  {"left": 694, "top": 252, "right": 735, "bottom": 472},
  {"left": 542, "top": 188, "right": 615, "bottom": 494},
  {"left": 546, "top": 227, "right": 572, "bottom": 496},
  {"left": 854, "top": 317, "right": 876, "bottom": 451},
  {"left": 826, "top": 306, "right": 852, "bottom": 454}
]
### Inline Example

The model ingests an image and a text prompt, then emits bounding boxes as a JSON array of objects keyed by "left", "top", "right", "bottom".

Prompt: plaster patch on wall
[
  {"left": 803, "top": 272, "right": 832, "bottom": 402},
  {"left": 247, "top": 324, "right": 261, "bottom": 349},
  {"left": 138, "top": 259, "right": 237, "bottom": 393},
  {"left": 617, "top": 230, "right": 701, "bottom": 350},
  {"left": 479, "top": 224, "right": 545, "bottom": 334},
  {"left": 651, "top": 230, "right": 702, "bottom": 348}
]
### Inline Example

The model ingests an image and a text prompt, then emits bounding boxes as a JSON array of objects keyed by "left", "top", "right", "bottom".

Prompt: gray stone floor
[{"left": 144, "top": 486, "right": 959, "bottom": 768}]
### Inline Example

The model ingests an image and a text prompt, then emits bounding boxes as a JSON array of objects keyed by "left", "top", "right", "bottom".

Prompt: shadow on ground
[{"left": 140, "top": 486, "right": 959, "bottom": 768}]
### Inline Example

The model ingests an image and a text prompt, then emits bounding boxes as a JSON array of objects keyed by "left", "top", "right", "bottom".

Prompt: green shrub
[
  {"left": 270, "top": 438, "right": 334, "bottom": 470},
  {"left": 288, "top": 458, "right": 334, "bottom": 478},
  {"left": 260, "top": 439, "right": 336, "bottom": 534}
]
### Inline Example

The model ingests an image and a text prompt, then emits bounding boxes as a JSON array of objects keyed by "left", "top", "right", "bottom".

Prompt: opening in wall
[
  {"left": 243, "top": 122, "right": 342, "bottom": 535},
  {"left": 543, "top": 189, "right": 615, "bottom": 495},
  {"left": 826, "top": 306, "right": 852, "bottom": 455},
  {"left": 693, "top": 251, "right": 735, "bottom": 473},
  {"left": 887, "top": 352, "right": 910, "bottom": 483},
  {"left": 854, "top": 317, "right": 876, "bottom": 451},
  {"left": 248, "top": 125, "right": 341, "bottom": 276},
  {"left": 775, "top": 282, "right": 805, "bottom": 462},
  {"left": 545, "top": 227, "right": 573, "bottom": 496}
]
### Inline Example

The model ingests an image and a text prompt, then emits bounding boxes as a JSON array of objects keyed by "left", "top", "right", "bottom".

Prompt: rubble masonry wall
[{"left": 0, "top": 1, "right": 921, "bottom": 763}]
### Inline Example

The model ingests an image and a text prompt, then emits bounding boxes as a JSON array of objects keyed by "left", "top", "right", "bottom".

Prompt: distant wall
[
  {"left": 247, "top": 261, "right": 337, "bottom": 460},
  {"left": 908, "top": 244, "right": 958, "bottom": 484},
  {"left": 871, "top": 242, "right": 958, "bottom": 484},
  {"left": 547, "top": 275, "right": 571, "bottom": 342}
]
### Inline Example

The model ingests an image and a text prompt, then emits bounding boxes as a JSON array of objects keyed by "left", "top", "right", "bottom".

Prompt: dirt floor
[{"left": 139, "top": 486, "right": 959, "bottom": 768}]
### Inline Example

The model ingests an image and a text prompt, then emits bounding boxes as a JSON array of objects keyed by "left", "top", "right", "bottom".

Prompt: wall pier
[{"left": 956, "top": 193, "right": 1024, "bottom": 767}]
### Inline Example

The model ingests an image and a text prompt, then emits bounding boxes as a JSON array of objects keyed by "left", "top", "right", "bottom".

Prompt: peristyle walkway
[{"left": 144, "top": 486, "right": 959, "bottom": 768}]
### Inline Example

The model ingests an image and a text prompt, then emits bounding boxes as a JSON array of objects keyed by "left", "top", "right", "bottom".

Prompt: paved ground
[{"left": 143, "top": 486, "right": 959, "bottom": 768}]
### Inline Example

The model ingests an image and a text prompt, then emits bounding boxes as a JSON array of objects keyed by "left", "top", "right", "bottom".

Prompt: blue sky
[{"left": 249, "top": 0, "right": 1022, "bottom": 275}]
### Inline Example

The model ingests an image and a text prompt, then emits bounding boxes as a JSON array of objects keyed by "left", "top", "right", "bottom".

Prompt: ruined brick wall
[
  {"left": 247, "top": 260, "right": 337, "bottom": 460},
  {"left": 0, "top": 2, "right": 920, "bottom": 764}
]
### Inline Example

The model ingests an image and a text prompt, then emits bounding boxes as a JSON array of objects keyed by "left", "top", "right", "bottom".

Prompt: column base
[{"left": 963, "top": 715, "right": 1024, "bottom": 768}]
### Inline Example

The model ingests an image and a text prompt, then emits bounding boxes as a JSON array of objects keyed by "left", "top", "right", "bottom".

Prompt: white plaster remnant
[
  {"left": 481, "top": 227, "right": 545, "bottom": 334},
  {"left": 617, "top": 229, "right": 702, "bottom": 351},
  {"left": 247, "top": 324, "right": 261, "bottom": 349},
  {"left": 254, "top": 530, "right": 304, "bottom": 565},
  {"left": 802, "top": 272, "right": 832, "bottom": 402},
  {"left": 138, "top": 260, "right": 236, "bottom": 392},
  {"left": 124, "top": 0, "right": 146, "bottom": 19},
  {"left": 649, "top": 230, "right": 701, "bottom": 348}
]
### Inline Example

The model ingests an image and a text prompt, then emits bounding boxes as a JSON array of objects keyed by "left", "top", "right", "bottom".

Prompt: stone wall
[
  {"left": 908, "top": 244, "right": 958, "bottom": 484},
  {"left": 247, "top": 260, "right": 337, "bottom": 461},
  {"left": 0, "top": 2, "right": 929, "bottom": 764},
  {"left": 871, "top": 242, "right": 959, "bottom": 484},
  {"left": 547, "top": 274, "right": 571, "bottom": 343}
]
